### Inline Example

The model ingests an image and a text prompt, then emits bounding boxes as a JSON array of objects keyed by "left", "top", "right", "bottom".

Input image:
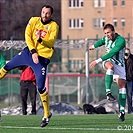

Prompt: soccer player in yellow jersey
[{"left": 0, "top": 5, "right": 59, "bottom": 127}]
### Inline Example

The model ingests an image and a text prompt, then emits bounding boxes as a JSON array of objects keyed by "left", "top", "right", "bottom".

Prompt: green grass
[{"left": 0, "top": 114, "right": 133, "bottom": 133}]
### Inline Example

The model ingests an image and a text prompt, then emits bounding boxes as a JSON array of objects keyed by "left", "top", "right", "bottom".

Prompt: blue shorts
[{"left": 4, "top": 47, "right": 50, "bottom": 94}]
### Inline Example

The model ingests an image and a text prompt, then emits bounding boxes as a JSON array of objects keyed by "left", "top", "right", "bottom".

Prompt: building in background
[
  {"left": 0, "top": 0, "right": 133, "bottom": 73},
  {"left": 61, "top": 0, "right": 133, "bottom": 72},
  {"left": 61, "top": 0, "right": 132, "bottom": 39}
]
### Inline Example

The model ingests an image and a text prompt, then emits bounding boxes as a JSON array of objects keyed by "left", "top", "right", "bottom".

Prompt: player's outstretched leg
[
  {"left": 0, "top": 67, "right": 8, "bottom": 79},
  {"left": 40, "top": 91, "right": 52, "bottom": 127}
]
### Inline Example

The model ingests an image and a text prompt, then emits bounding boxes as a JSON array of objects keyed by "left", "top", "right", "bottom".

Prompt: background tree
[
  {"left": 0, "top": 0, "right": 61, "bottom": 64},
  {"left": 0, "top": 0, "right": 61, "bottom": 40}
]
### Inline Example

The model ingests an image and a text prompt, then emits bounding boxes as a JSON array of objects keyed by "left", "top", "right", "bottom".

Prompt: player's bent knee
[{"left": 38, "top": 87, "right": 46, "bottom": 94}]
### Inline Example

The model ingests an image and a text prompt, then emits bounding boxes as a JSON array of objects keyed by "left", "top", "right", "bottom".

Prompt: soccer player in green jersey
[{"left": 89, "top": 23, "right": 126, "bottom": 121}]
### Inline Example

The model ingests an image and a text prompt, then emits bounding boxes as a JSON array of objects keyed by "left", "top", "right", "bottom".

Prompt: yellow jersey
[{"left": 25, "top": 17, "right": 59, "bottom": 59}]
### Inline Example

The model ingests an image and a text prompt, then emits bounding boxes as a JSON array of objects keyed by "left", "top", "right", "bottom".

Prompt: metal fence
[
  {"left": 0, "top": 73, "right": 118, "bottom": 106},
  {"left": 0, "top": 38, "right": 133, "bottom": 107}
]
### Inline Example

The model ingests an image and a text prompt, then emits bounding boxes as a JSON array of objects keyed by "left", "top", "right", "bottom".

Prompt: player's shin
[
  {"left": 40, "top": 91, "right": 50, "bottom": 118},
  {"left": 119, "top": 88, "right": 126, "bottom": 112},
  {"left": 105, "top": 69, "right": 113, "bottom": 95},
  {"left": 0, "top": 67, "right": 8, "bottom": 79}
]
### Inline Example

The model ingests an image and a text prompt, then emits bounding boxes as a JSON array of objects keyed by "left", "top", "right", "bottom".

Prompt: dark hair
[
  {"left": 103, "top": 23, "right": 115, "bottom": 31},
  {"left": 41, "top": 5, "right": 53, "bottom": 14}
]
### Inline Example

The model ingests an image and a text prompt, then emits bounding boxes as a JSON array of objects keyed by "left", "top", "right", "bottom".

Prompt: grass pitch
[{"left": 0, "top": 114, "right": 133, "bottom": 133}]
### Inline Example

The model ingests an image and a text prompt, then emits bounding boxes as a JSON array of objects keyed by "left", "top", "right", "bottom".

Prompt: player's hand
[
  {"left": 89, "top": 60, "right": 97, "bottom": 68},
  {"left": 32, "top": 53, "right": 39, "bottom": 64},
  {"left": 89, "top": 45, "right": 94, "bottom": 50},
  {"left": 36, "top": 30, "right": 41, "bottom": 40}
]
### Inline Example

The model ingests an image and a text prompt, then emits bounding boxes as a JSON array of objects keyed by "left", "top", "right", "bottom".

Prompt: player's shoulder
[
  {"left": 30, "top": 17, "right": 41, "bottom": 22},
  {"left": 116, "top": 33, "right": 126, "bottom": 42},
  {"left": 116, "top": 33, "right": 125, "bottom": 39},
  {"left": 27, "top": 17, "right": 41, "bottom": 26},
  {"left": 50, "top": 19, "right": 58, "bottom": 25}
]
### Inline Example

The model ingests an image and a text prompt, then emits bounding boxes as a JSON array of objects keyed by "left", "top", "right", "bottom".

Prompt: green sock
[
  {"left": 119, "top": 88, "right": 126, "bottom": 112},
  {"left": 105, "top": 74, "right": 113, "bottom": 95}
]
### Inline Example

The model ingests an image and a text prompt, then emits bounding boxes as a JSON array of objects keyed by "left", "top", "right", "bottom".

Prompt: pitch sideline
[{"left": 0, "top": 126, "right": 127, "bottom": 131}]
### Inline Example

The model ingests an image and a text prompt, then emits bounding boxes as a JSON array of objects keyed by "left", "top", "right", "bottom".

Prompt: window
[
  {"left": 113, "top": 0, "right": 117, "bottom": 6},
  {"left": 121, "top": 19, "right": 125, "bottom": 28},
  {"left": 101, "top": 19, "right": 105, "bottom": 27},
  {"left": 113, "top": 18, "right": 117, "bottom": 27},
  {"left": 69, "top": 19, "right": 84, "bottom": 29},
  {"left": 121, "top": 0, "right": 125, "bottom": 6},
  {"left": 94, "top": 0, "right": 105, "bottom": 7},
  {"left": 93, "top": 18, "right": 105, "bottom": 28},
  {"left": 69, "top": 0, "right": 83, "bottom": 8}
]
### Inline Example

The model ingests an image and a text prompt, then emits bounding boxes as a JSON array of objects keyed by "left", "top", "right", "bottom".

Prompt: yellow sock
[
  {"left": 0, "top": 67, "right": 8, "bottom": 79},
  {"left": 40, "top": 91, "right": 50, "bottom": 118}
]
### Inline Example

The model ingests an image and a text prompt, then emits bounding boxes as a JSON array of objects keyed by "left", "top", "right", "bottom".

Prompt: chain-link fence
[
  {"left": 0, "top": 38, "right": 132, "bottom": 106},
  {"left": 0, "top": 73, "right": 118, "bottom": 106}
]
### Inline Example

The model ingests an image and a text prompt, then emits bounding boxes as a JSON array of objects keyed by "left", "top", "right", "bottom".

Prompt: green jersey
[
  {"left": 0, "top": 53, "right": 6, "bottom": 68},
  {"left": 94, "top": 33, "right": 126, "bottom": 67}
]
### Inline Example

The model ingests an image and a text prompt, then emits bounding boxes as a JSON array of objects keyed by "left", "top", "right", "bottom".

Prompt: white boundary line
[{"left": 0, "top": 126, "right": 129, "bottom": 131}]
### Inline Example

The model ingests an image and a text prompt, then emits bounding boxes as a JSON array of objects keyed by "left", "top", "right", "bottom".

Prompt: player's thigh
[
  {"left": 4, "top": 47, "right": 33, "bottom": 70},
  {"left": 113, "top": 64, "right": 126, "bottom": 80},
  {"left": 102, "top": 60, "right": 114, "bottom": 70}
]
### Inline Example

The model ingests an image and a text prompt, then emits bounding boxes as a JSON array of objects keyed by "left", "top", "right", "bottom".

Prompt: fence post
[
  {"left": 77, "top": 76, "right": 81, "bottom": 104},
  {"left": 85, "top": 39, "right": 90, "bottom": 104}
]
